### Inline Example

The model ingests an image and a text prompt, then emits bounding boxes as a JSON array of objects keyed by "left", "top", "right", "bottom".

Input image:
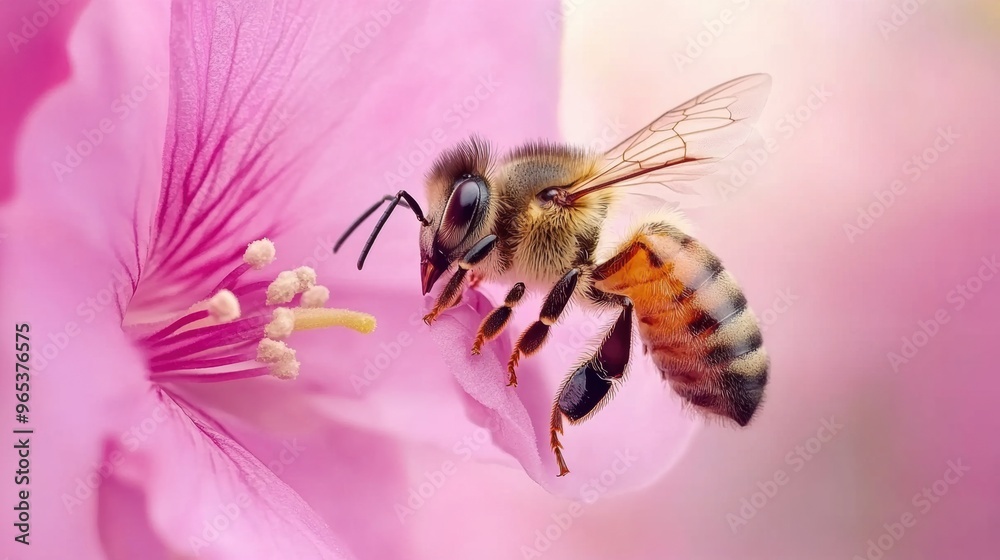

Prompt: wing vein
[{"left": 568, "top": 74, "right": 771, "bottom": 204}]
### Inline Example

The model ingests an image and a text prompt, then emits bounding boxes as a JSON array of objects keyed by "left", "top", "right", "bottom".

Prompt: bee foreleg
[
  {"left": 506, "top": 268, "right": 580, "bottom": 387},
  {"left": 423, "top": 235, "right": 498, "bottom": 325},
  {"left": 472, "top": 282, "right": 526, "bottom": 355},
  {"left": 550, "top": 300, "right": 633, "bottom": 476}
]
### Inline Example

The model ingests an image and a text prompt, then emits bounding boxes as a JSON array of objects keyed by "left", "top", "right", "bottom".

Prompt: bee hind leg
[
  {"left": 550, "top": 300, "right": 632, "bottom": 476},
  {"left": 472, "top": 282, "right": 526, "bottom": 355},
  {"left": 506, "top": 268, "right": 580, "bottom": 387}
]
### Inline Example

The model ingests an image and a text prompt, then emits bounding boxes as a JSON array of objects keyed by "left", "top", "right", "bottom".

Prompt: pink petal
[
  {"left": 97, "top": 455, "right": 172, "bottom": 560},
  {"left": 263, "top": 282, "right": 522, "bottom": 462},
  {"left": 0, "top": 202, "right": 151, "bottom": 559},
  {"left": 168, "top": 377, "right": 412, "bottom": 559},
  {"left": 12, "top": 0, "right": 170, "bottom": 259},
  {"left": 431, "top": 290, "right": 700, "bottom": 496},
  {"left": 99, "top": 390, "right": 354, "bottom": 560},
  {"left": 291, "top": 0, "right": 565, "bottom": 279},
  {"left": 139, "top": 0, "right": 425, "bottom": 312},
  {"left": 0, "top": 0, "right": 89, "bottom": 202}
]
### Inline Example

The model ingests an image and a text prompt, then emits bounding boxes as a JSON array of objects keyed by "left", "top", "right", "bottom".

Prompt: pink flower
[
  {"left": 2, "top": 0, "right": 583, "bottom": 558},
  {"left": 3, "top": 1, "right": 460, "bottom": 558}
]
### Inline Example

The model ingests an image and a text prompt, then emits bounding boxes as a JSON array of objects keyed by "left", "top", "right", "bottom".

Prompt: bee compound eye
[{"left": 439, "top": 177, "right": 485, "bottom": 248}]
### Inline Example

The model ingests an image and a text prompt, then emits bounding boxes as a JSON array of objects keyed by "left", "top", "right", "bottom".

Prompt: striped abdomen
[{"left": 593, "top": 221, "right": 769, "bottom": 426}]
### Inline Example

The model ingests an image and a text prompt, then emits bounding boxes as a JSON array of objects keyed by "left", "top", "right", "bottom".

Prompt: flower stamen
[
  {"left": 214, "top": 239, "right": 277, "bottom": 292},
  {"left": 244, "top": 239, "right": 276, "bottom": 268},
  {"left": 140, "top": 239, "right": 374, "bottom": 384}
]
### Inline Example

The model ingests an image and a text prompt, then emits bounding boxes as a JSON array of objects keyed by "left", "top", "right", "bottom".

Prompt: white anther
[
  {"left": 266, "top": 271, "right": 299, "bottom": 305},
  {"left": 244, "top": 238, "right": 276, "bottom": 269},
  {"left": 256, "top": 338, "right": 296, "bottom": 363},
  {"left": 301, "top": 285, "right": 330, "bottom": 308},
  {"left": 268, "top": 358, "right": 301, "bottom": 380},
  {"left": 294, "top": 266, "right": 317, "bottom": 291},
  {"left": 207, "top": 290, "right": 241, "bottom": 323},
  {"left": 265, "top": 307, "right": 295, "bottom": 340}
]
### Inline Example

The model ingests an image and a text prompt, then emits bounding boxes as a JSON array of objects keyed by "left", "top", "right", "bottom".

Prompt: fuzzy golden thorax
[{"left": 488, "top": 142, "right": 613, "bottom": 286}]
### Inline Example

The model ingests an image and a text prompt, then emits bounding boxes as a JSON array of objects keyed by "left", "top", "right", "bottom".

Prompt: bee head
[{"left": 419, "top": 137, "right": 493, "bottom": 294}]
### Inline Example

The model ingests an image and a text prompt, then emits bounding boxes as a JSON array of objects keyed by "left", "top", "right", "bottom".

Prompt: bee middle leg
[
  {"left": 471, "top": 282, "right": 526, "bottom": 355},
  {"left": 423, "top": 235, "right": 497, "bottom": 325},
  {"left": 505, "top": 268, "right": 580, "bottom": 387},
  {"left": 550, "top": 300, "right": 633, "bottom": 476}
]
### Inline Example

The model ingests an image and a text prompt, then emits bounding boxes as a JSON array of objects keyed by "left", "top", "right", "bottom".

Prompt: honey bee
[{"left": 336, "top": 74, "right": 772, "bottom": 476}]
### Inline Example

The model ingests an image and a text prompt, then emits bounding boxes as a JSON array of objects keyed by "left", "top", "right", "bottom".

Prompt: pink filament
[
  {"left": 213, "top": 262, "right": 252, "bottom": 293},
  {"left": 142, "top": 310, "right": 210, "bottom": 344},
  {"left": 149, "top": 366, "right": 271, "bottom": 384},
  {"left": 147, "top": 315, "right": 269, "bottom": 357},
  {"left": 148, "top": 352, "right": 257, "bottom": 374}
]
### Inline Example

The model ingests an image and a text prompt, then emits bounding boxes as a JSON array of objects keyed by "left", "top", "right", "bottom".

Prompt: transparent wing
[{"left": 568, "top": 74, "right": 771, "bottom": 204}]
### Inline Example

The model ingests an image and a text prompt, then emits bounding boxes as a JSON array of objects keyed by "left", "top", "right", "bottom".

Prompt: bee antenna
[{"left": 334, "top": 190, "right": 429, "bottom": 270}]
